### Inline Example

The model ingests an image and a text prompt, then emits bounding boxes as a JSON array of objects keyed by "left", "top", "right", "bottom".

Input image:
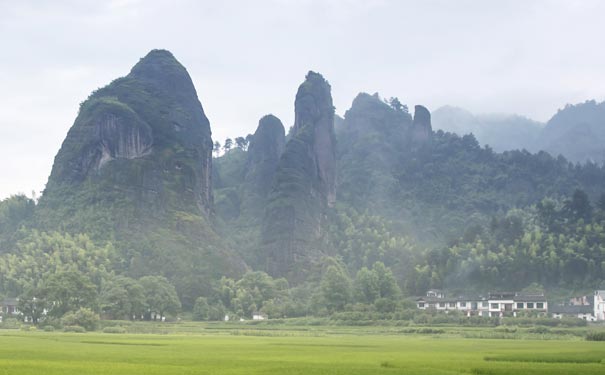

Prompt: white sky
[{"left": 2, "top": 0, "right": 605, "bottom": 199}]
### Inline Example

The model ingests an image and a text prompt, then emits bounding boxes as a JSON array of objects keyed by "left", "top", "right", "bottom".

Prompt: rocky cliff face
[
  {"left": 37, "top": 50, "right": 245, "bottom": 294},
  {"left": 411, "top": 105, "right": 432, "bottom": 143},
  {"left": 241, "top": 115, "right": 286, "bottom": 219},
  {"left": 43, "top": 49, "right": 214, "bottom": 216},
  {"left": 336, "top": 93, "right": 412, "bottom": 210},
  {"left": 261, "top": 71, "right": 336, "bottom": 280}
]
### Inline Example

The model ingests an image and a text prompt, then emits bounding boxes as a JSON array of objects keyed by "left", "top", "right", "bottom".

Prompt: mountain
[
  {"left": 335, "top": 93, "right": 412, "bottom": 211},
  {"left": 433, "top": 101, "right": 605, "bottom": 163},
  {"left": 2, "top": 52, "right": 605, "bottom": 308},
  {"left": 260, "top": 71, "right": 336, "bottom": 281},
  {"left": 432, "top": 106, "right": 543, "bottom": 152},
  {"left": 540, "top": 100, "right": 605, "bottom": 163},
  {"left": 335, "top": 94, "right": 605, "bottom": 243},
  {"left": 35, "top": 50, "right": 246, "bottom": 304},
  {"left": 241, "top": 115, "right": 286, "bottom": 222},
  {"left": 214, "top": 87, "right": 605, "bottom": 285}
]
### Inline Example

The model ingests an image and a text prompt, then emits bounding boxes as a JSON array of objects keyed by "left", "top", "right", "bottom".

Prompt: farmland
[{"left": 0, "top": 325, "right": 604, "bottom": 374}]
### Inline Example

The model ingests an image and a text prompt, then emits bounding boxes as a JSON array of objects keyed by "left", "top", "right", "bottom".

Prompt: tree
[
  {"left": 61, "top": 307, "right": 99, "bottom": 331},
  {"left": 566, "top": 189, "right": 592, "bottom": 221},
  {"left": 43, "top": 270, "right": 97, "bottom": 318},
  {"left": 192, "top": 297, "right": 210, "bottom": 321},
  {"left": 99, "top": 276, "right": 145, "bottom": 320},
  {"left": 372, "top": 262, "right": 400, "bottom": 300},
  {"left": 223, "top": 138, "right": 233, "bottom": 153},
  {"left": 245, "top": 134, "right": 253, "bottom": 147},
  {"left": 320, "top": 266, "right": 351, "bottom": 312},
  {"left": 139, "top": 276, "right": 181, "bottom": 321},
  {"left": 235, "top": 271, "right": 278, "bottom": 307},
  {"left": 354, "top": 267, "right": 379, "bottom": 304},
  {"left": 213, "top": 141, "right": 221, "bottom": 157},
  {"left": 597, "top": 193, "right": 605, "bottom": 211},
  {"left": 18, "top": 287, "right": 47, "bottom": 325},
  {"left": 235, "top": 136, "right": 248, "bottom": 151},
  {"left": 386, "top": 97, "right": 408, "bottom": 113}
]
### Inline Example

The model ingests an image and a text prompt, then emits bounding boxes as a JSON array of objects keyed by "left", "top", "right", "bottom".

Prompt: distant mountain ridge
[{"left": 433, "top": 100, "right": 605, "bottom": 163}]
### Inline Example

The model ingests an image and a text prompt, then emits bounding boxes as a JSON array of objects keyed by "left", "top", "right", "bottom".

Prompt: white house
[
  {"left": 426, "top": 289, "right": 445, "bottom": 299},
  {"left": 252, "top": 312, "right": 267, "bottom": 321},
  {"left": 510, "top": 293, "right": 548, "bottom": 317},
  {"left": 550, "top": 305, "right": 596, "bottom": 321},
  {"left": 416, "top": 290, "right": 547, "bottom": 317},
  {"left": 594, "top": 290, "right": 605, "bottom": 321}
]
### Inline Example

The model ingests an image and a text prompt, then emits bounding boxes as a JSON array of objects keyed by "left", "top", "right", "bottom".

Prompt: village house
[
  {"left": 549, "top": 304, "right": 596, "bottom": 321},
  {"left": 549, "top": 290, "right": 605, "bottom": 321},
  {"left": 252, "top": 312, "right": 267, "bottom": 321},
  {"left": 416, "top": 291, "right": 548, "bottom": 317},
  {"left": 0, "top": 298, "right": 20, "bottom": 322},
  {"left": 594, "top": 290, "right": 605, "bottom": 321}
]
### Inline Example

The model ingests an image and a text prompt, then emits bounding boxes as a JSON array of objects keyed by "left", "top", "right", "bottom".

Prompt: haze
[{"left": 2, "top": 0, "right": 605, "bottom": 199}]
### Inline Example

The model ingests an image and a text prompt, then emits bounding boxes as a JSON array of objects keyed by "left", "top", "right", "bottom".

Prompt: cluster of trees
[
  {"left": 213, "top": 135, "right": 253, "bottom": 157},
  {"left": 0, "top": 228, "right": 181, "bottom": 327},
  {"left": 14, "top": 270, "right": 181, "bottom": 327},
  {"left": 410, "top": 190, "right": 605, "bottom": 293},
  {"left": 188, "top": 261, "right": 403, "bottom": 321}
]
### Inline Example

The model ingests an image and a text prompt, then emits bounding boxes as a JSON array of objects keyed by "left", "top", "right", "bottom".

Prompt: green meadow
[{"left": 1, "top": 326, "right": 605, "bottom": 375}]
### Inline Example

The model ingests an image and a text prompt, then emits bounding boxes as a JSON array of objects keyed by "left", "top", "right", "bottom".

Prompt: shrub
[
  {"left": 63, "top": 325, "right": 86, "bottom": 333},
  {"left": 0, "top": 317, "right": 20, "bottom": 329},
  {"left": 61, "top": 308, "right": 99, "bottom": 331},
  {"left": 103, "top": 326, "right": 126, "bottom": 334},
  {"left": 528, "top": 326, "right": 551, "bottom": 334},
  {"left": 586, "top": 332, "right": 605, "bottom": 341},
  {"left": 43, "top": 325, "right": 55, "bottom": 332},
  {"left": 192, "top": 297, "right": 209, "bottom": 321}
]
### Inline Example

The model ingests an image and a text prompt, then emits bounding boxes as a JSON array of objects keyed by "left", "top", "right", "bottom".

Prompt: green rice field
[{"left": 0, "top": 327, "right": 604, "bottom": 374}]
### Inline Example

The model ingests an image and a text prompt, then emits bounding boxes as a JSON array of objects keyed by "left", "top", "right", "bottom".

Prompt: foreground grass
[{"left": 0, "top": 329, "right": 604, "bottom": 374}]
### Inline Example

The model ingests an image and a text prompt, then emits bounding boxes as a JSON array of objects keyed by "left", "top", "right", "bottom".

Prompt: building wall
[{"left": 595, "top": 291, "right": 605, "bottom": 320}]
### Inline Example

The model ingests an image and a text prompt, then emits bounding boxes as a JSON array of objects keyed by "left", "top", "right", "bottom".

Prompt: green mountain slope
[{"left": 33, "top": 50, "right": 246, "bottom": 304}]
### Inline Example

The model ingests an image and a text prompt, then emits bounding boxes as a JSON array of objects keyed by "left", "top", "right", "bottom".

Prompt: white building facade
[{"left": 416, "top": 291, "right": 548, "bottom": 317}]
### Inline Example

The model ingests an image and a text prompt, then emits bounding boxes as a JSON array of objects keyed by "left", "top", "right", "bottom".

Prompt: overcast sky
[{"left": 1, "top": 0, "right": 605, "bottom": 199}]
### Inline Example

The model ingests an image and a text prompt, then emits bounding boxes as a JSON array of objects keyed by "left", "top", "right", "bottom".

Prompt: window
[
  {"left": 527, "top": 302, "right": 534, "bottom": 309},
  {"left": 460, "top": 302, "right": 467, "bottom": 307},
  {"left": 418, "top": 303, "right": 425, "bottom": 308},
  {"left": 439, "top": 302, "right": 445, "bottom": 308},
  {"left": 517, "top": 302, "right": 524, "bottom": 309},
  {"left": 491, "top": 303, "right": 499, "bottom": 309},
  {"left": 449, "top": 302, "right": 456, "bottom": 308},
  {"left": 536, "top": 303, "right": 544, "bottom": 309},
  {"left": 482, "top": 301, "right": 488, "bottom": 307}
]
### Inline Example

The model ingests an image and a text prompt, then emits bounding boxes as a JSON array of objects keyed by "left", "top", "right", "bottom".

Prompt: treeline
[
  {"left": 2, "top": 186, "right": 605, "bottom": 323},
  {"left": 0, "top": 219, "right": 412, "bottom": 324},
  {"left": 192, "top": 260, "right": 404, "bottom": 321}
]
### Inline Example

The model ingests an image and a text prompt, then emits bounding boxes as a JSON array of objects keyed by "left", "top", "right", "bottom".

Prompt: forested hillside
[{"left": 1, "top": 50, "right": 604, "bottom": 321}]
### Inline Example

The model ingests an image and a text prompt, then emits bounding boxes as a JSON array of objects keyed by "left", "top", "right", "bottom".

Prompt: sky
[{"left": 1, "top": 0, "right": 605, "bottom": 199}]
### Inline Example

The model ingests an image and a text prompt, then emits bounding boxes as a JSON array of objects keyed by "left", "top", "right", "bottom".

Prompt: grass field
[{"left": 0, "top": 327, "right": 604, "bottom": 374}]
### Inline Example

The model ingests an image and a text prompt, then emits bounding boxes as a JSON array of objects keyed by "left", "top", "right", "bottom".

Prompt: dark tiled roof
[
  {"left": 416, "top": 297, "right": 458, "bottom": 303},
  {"left": 489, "top": 292, "right": 516, "bottom": 299},
  {"left": 456, "top": 295, "right": 488, "bottom": 301},
  {"left": 514, "top": 294, "right": 547, "bottom": 302},
  {"left": 549, "top": 305, "right": 593, "bottom": 314}
]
